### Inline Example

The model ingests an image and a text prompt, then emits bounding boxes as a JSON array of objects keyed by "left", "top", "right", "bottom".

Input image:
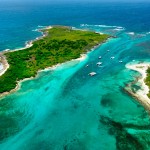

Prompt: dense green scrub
[
  {"left": 145, "top": 67, "right": 150, "bottom": 98},
  {"left": 0, "top": 26, "right": 109, "bottom": 93}
]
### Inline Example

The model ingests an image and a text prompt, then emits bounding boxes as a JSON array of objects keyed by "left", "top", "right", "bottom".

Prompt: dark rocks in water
[
  {"left": 100, "top": 97, "right": 113, "bottom": 108},
  {"left": 44, "top": 87, "right": 49, "bottom": 91},
  {"left": 99, "top": 116, "right": 144, "bottom": 150}
]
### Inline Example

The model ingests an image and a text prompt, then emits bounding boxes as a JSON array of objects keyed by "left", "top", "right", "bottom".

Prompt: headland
[{"left": 126, "top": 63, "right": 150, "bottom": 112}]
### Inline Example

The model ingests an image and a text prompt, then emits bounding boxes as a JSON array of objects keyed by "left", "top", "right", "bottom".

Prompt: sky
[
  {"left": 1, "top": 0, "right": 150, "bottom": 2},
  {"left": 0, "top": 0, "right": 150, "bottom": 6}
]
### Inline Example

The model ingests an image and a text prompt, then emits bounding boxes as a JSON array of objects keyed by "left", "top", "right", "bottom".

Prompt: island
[{"left": 0, "top": 26, "right": 109, "bottom": 95}]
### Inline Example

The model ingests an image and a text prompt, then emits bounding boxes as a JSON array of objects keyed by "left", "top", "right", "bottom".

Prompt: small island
[
  {"left": 126, "top": 63, "right": 150, "bottom": 112},
  {"left": 0, "top": 26, "right": 109, "bottom": 95}
]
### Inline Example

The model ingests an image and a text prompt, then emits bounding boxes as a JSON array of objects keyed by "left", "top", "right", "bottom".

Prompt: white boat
[
  {"left": 96, "top": 62, "right": 102, "bottom": 65},
  {"left": 86, "top": 64, "right": 89, "bottom": 67},
  {"left": 110, "top": 56, "right": 115, "bottom": 59},
  {"left": 99, "top": 56, "right": 102, "bottom": 59},
  {"left": 119, "top": 60, "right": 123, "bottom": 63},
  {"left": 89, "top": 72, "right": 97, "bottom": 76}
]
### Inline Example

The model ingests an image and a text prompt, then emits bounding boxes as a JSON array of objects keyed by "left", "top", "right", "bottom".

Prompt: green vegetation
[
  {"left": 0, "top": 26, "right": 109, "bottom": 93},
  {"left": 145, "top": 67, "right": 150, "bottom": 98}
]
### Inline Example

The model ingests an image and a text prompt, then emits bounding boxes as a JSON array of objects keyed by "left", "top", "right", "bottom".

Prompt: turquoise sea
[{"left": 0, "top": 1, "right": 150, "bottom": 150}]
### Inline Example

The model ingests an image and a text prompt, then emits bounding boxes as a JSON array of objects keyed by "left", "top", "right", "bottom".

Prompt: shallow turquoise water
[{"left": 1, "top": 25, "right": 150, "bottom": 149}]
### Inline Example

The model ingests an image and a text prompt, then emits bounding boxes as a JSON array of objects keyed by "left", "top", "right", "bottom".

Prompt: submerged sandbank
[{"left": 126, "top": 63, "right": 150, "bottom": 112}]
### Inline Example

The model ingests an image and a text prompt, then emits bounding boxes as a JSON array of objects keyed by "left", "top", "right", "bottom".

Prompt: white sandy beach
[
  {"left": 0, "top": 53, "right": 87, "bottom": 98},
  {"left": 39, "top": 54, "right": 87, "bottom": 72},
  {"left": 0, "top": 63, "right": 3, "bottom": 70},
  {"left": 126, "top": 63, "right": 150, "bottom": 110},
  {"left": 0, "top": 56, "right": 9, "bottom": 76}
]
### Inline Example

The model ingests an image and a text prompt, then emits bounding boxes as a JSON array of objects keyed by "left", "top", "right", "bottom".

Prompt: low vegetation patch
[{"left": 145, "top": 67, "right": 150, "bottom": 98}]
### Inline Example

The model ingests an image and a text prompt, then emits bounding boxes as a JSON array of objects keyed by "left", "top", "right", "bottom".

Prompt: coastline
[
  {"left": 0, "top": 55, "right": 9, "bottom": 76},
  {"left": 0, "top": 25, "right": 110, "bottom": 98},
  {"left": 125, "top": 63, "right": 150, "bottom": 112},
  {"left": 0, "top": 26, "right": 52, "bottom": 76},
  {"left": 3, "top": 26, "right": 52, "bottom": 53},
  {"left": 0, "top": 53, "right": 87, "bottom": 98}
]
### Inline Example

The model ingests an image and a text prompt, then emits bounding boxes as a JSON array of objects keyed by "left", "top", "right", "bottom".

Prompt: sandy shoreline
[
  {"left": 3, "top": 26, "right": 52, "bottom": 53},
  {"left": 126, "top": 62, "right": 150, "bottom": 112},
  {"left": 0, "top": 26, "right": 53, "bottom": 76},
  {"left": 0, "top": 55, "right": 9, "bottom": 76},
  {"left": 0, "top": 53, "right": 87, "bottom": 98},
  {"left": 38, "top": 54, "right": 87, "bottom": 72}
]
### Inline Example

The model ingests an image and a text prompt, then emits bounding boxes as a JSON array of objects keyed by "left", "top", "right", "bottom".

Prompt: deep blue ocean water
[{"left": 0, "top": 1, "right": 150, "bottom": 150}]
